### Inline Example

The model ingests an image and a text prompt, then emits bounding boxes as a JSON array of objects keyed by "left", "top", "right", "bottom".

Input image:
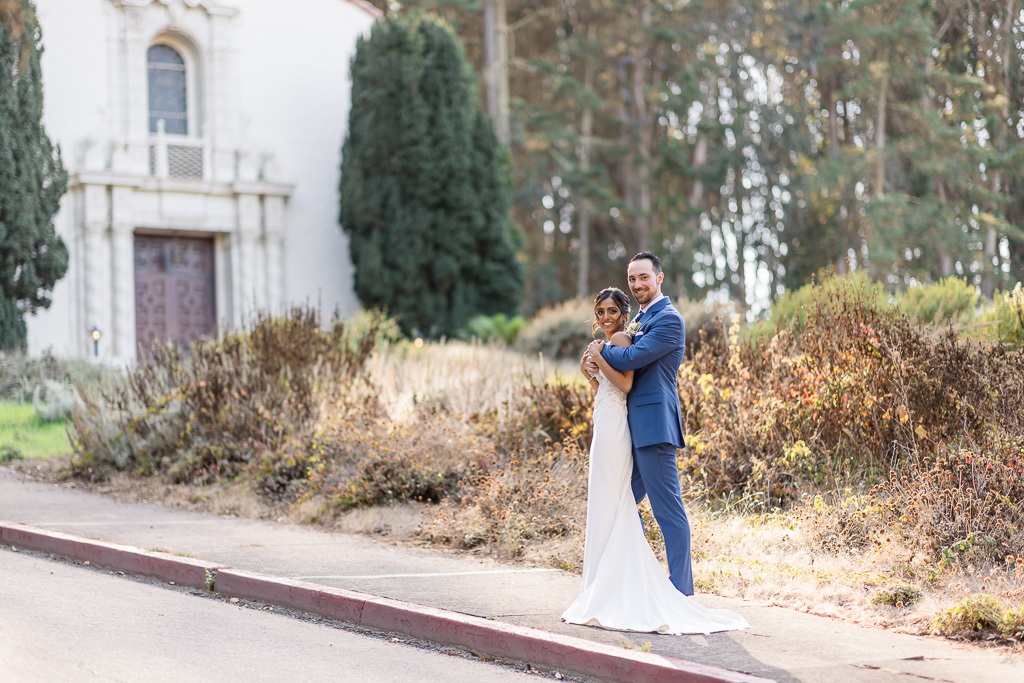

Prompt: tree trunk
[
  {"left": 937, "top": 179, "right": 954, "bottom": 276},
  {"left": 690, "top": 133, "right": 707, "bottom": 207},
  {"left": 483, "top": 0, "right": 510, "bottom": 145},
  {"left": 982, "top": 0, "right": 1015, "bottom": 299},
  {"left": 576, "top": 23, "right": 596, "bottom": 299},
  {"left": 824, "top": 73, "right": 840, "bottom": 156},
  {"left": 874, "top": 57, "right": 888, "bottom": 200},
  {"left": 629, "top": 1, "right": 653, "bottom": 252}
]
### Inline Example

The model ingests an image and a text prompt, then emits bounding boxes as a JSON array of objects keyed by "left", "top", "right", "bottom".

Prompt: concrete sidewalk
[{"left": 2, "top": 466, "right": 1021, "bottom": 682}]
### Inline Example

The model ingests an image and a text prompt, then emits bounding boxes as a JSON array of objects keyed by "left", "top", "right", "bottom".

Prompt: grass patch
[{"left": 0, "top": 401, "right": 73, "bottom": 459}]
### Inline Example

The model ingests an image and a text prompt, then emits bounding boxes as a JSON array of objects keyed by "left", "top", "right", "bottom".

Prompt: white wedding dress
[{"left": 561, "top": 370, "right": 750, "bottom": 635}]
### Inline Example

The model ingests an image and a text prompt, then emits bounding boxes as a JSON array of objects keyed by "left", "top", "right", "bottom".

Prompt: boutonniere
[{"left": 626, "top": 319, "right": 642, "bottom": 338}]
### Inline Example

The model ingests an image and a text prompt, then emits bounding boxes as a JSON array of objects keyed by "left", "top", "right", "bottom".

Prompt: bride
[{"left": 561, "top": 287, "right": 749, "bottom": 635}]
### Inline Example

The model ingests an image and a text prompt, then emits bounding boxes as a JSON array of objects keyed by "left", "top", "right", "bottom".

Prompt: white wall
[
  {"left": 28, "top": 0, "right": 111, "bottom": 356},
  {"left": 234, "top": 0, "right": 373, "bottom": 316}
]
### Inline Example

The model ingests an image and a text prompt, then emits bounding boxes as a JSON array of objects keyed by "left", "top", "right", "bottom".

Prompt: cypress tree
[
  {"left": 340, "top": 14, "right": 522, "bottom": 337},
  {"left": 469, "top": 108, "right": 523, "bottom": 317},
  {"left": 0, "top": 0, "right": 68, "bottom": 350},
  {"left": 0, "top": 292, "right": 26, "bottom": 351}
]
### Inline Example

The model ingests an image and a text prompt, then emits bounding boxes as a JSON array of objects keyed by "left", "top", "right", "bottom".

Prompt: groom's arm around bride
[{"left": 598, "top": 296, "right": 686, "bottom": 450}]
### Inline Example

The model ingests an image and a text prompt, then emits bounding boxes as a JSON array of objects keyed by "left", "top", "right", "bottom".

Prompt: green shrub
[
  {"left": 463, "top": 313, "right": 525, "bottom": 345},
  {"left": 31, "top": 379, "right": 78, "bottom": 421},
  {"left": 672, "top": 297, "right": 732, "bottom": 356},
  {"left": 1000, "top": 606, "right": 1024, "bottom": 640},
  {"left": 335, "top": 451, "right": 463, "bottom": 510},
  {"left": 313, "top": 408, "right": 485, "bottom": 511},
  {"left": 748, "top": 272, "right": 894, "bottom": 344},
  {"left": 871, "top": 584, "right": 922, "bottom": 608},
  {"left": 339, "top": 308, "right": 403, "bottom": 349},
  {"left": 0, "top": 350, "right": 113, "bottom": 403},
  {"left": 930, "top": 594, "right": 1003, "bottom": 638},
  {"left": 974, "top": 283, "right": 1024, "bottom": 348},
  {"left": 516, "top": 298, "right": 596, "bottom": 360},
  {"left": 484, "top": 373, "right": 594, "bottom": 455},
  {"left": 421, "top": 439, "right": 588, "bottom": 559},
  {"left": 897, "top": 277, "right": 979, "bottom": 326},
  {"left": 0, "top": 445, "right": 22, "bottom": 463}
]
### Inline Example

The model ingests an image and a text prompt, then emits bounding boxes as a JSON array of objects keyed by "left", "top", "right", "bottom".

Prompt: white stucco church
[{"left": 25, "top": 0, "right": 380, "bottom": 362}]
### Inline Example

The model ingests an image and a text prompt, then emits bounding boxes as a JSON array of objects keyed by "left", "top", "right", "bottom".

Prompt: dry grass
[
  {"left": 367, "top": 339, "right": 559, "bottom": 421},
  {"left": 684, "top": 491, "right": 1024, "bottom": 639}
]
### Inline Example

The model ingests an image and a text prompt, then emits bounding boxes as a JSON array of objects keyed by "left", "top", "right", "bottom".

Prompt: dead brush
[
  {"left": 490, "top": 373, "right": 593, "bottom": 453},
  {"left": 797, "top": 492, "right": 877, "bottom": 555},
  {"left": 419, "top": 373, "right": 592, "bottom": 560},
  {"left": 680, "top": 277, "right": 1024, "bottom": 507},
  {"left": 420, "top": 439, "right": 588, "bottom": 561},
  {"left": 324, "top": 410, "right": 487, "bottom": 511},
  {"left": 870, "top": 442, "right": 1024, "bottom": 565},
  {"left": 70, "top": 306, "right": 391, "bottom": 483}
]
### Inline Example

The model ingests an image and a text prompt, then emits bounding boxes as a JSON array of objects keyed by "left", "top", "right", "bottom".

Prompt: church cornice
[
  {"left": 112, "top": 0, "right": 238, "bottom": 19},
  {"left": 113, "top": 0, "right": 378, "bottom": 20}
]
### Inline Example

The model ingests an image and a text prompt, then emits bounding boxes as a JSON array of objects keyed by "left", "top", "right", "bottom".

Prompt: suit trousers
[{"left": 630, "top": 442, "right": 694, "bottom": 596}]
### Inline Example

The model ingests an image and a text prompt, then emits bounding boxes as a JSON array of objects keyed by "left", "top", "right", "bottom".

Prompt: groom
[{"left": 584, "top": 251, "right": 693, "bottom": 595}]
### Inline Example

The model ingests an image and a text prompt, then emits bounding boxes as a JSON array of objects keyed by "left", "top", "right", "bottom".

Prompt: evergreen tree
[
  {"left": 340, "top": 14, "right": 523, "bottom": 338},
  {"left": 0, "top": 0, "right": 68, "bottom": 346},
  {"left": 0, "top": 292, "right": 26, "bottom": 351},
  {"left": 468, "top": 108, "right": 523, "bottom": 317}
]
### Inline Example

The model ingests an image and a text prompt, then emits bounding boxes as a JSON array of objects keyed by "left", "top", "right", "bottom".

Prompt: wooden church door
[{"left": 134, "top": 235, "right": 216, "bottom": 357}]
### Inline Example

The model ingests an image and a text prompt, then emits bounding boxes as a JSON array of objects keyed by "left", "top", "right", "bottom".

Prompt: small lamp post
[{"left": 90, "top": 326, "right": 101, "bottom": 357}]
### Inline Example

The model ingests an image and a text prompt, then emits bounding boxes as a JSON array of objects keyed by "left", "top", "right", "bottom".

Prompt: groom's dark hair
[{"left": 630, "top": 251, "right": 662, "bottom": 274}]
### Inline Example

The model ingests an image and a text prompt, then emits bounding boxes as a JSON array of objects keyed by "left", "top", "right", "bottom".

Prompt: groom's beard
[{"left": 631, "top": 287, "right": 656, "bottom": 306}]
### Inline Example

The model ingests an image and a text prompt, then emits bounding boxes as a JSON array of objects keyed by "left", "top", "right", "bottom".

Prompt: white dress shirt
[{"left": 637, "top": 293, "right": 666, "bottom": 316}]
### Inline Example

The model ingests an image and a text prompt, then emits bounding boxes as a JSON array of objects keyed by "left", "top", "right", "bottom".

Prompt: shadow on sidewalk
[{"left": 666, "top": 631, "right": 799, "bottom": 683}]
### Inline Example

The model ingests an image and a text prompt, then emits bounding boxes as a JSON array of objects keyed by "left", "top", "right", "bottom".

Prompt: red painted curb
[
  {"left": 1, "top": 522, "right": 770, "bottom": 683},
  {"left": 0, "top": 520, "right": 224, "bottom": 590},
  {"left": 216, "top": 567, "right": 767, "bottom": 683},
  {"left": 213, "top": 569, "right": 368, "bottom": 625}
]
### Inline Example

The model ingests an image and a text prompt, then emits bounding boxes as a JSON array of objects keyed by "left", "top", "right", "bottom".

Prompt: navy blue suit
[{"left": 600, "top": 296, "right": 693, "bottom": 595}]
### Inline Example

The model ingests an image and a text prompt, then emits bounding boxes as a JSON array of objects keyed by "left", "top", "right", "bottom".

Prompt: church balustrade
[{"left": 147, "top": 119, "right": 207, "bottom": 181}]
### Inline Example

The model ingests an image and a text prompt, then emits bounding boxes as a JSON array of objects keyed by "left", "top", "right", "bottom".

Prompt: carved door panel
[{"left": 135, "top": 235, "right": 216, "bottom": 357}]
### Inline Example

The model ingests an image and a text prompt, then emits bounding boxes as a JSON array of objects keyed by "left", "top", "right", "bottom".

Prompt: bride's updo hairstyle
[{"left": 592, "top": 287, "right": 631, "bottom": 337}]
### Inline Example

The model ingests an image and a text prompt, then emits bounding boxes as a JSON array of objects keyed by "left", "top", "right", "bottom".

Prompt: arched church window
[{"left": 148, "top": 44, "right": 188, "bottom": 135}]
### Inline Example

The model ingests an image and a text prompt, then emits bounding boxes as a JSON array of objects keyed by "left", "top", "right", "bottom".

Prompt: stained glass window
[{"left": 148, "top": 45, "right": 188, "bottom": 135}]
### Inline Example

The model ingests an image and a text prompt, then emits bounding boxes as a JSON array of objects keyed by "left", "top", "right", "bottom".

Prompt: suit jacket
[{"left": 600, "top": 296, "right": 686, "bottom": 449}]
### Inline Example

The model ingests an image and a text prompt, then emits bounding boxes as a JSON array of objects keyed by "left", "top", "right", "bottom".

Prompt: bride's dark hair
[{"left": 592, "top": 287, "right": 631, "bottom": 337}]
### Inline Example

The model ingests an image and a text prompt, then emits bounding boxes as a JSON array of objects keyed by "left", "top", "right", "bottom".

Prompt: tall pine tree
[
  {"left": 0, "top": 0, "right": 68, "bottom": 350},
  {"left": 340, "top": 14, "right": 523, "bottom": 338}
]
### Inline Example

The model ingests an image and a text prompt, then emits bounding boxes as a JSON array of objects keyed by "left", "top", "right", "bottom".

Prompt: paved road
[
  {"left": 3, "top": 466, "right": 1023, "bottom": 682},
  {"left": 0, "top": 548, "right": 545, "bottom": 682}
]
